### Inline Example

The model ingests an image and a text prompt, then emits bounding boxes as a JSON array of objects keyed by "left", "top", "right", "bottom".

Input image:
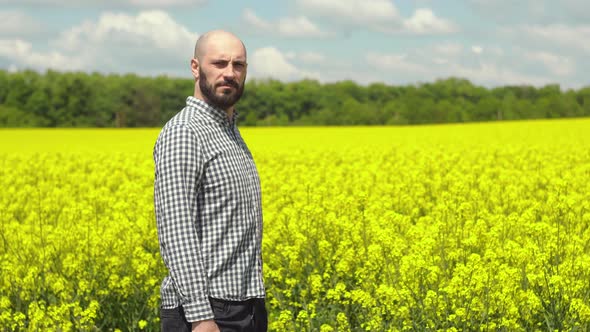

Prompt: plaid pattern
[{"left": 153, "top": 96, "right": 265, "bottom": 322}]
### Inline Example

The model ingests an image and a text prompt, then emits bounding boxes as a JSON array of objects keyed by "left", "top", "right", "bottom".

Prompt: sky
[{"left": 0, "top": 0, "right": 589, "bottom": 89}]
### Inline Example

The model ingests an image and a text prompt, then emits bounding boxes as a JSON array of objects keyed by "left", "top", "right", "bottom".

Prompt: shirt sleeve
[{"left": 153, "top": 124, "right": 214, "bottom": 322}]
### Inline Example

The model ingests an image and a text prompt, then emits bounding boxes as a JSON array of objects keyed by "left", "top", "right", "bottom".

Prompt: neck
[
  {"left": 225, "top": 107, "right": 234, "bottom": 122},
  {"left": 194, "top": 90, "right": 234, "bottom": 121}
]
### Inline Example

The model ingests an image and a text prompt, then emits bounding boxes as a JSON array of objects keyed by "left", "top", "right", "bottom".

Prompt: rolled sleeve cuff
[{"left": 183, "top": 297, "right": 215, "bottom": 322}]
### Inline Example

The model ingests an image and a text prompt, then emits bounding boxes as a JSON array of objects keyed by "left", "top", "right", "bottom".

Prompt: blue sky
[{"left": 1, "top": 0, "right": 589, "bottom": 88}]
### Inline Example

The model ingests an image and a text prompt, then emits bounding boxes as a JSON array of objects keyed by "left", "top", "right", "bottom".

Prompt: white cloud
[
  {"left": 366, "top": 52, "right": 429, "bottom": 75},
  {"left": 364, "top": 48, "right": 558, "bottom": 87},
  {"left": 0, "top": 39, "right": 29, "bottom": 55},
  {"left": 1, "top": 10, "right": 198, "bottom": 76},
  {"left": 472, "top": 46, "right": 483, "bottom": 54},
  {"left": 298, "top": 51, "right": 327, "bottom": 64},
  {"left": 412, "top": 43, "right": 464, "bottom": 67},
  {"left": 0, "top": 10, "right": 42, "bottom": 37},
  {"left": 467, "top": 0, "right": 548, "bottom": 22},
  {"left": 524, "top": 51, "right": 574, "bottom": 76},
  {"left": 450, "top": 62, "right": 551, "bottom": 86},
  {"left": 279, "top": 50, "right": 340, "bottom": 67},
  {"left": 562, "top": 0, "right": 590, "bottom": 21},
  {"left": 56, "top": 10, "right": 197, "bottom": 52},
  {"left": 296, "top": 0, "right": 456, "bottom": 35},
  {"left": 242, "top": 9, "right": 328, "bottom": 38},
  {"left": 433, "top": 43, "right": 463, "bottom": 56},
  {"left": 296, "top": 0, "right": 400, "bottom": 25},
  {"left": 277, "top": 16, "right": 326, "bottom": 38},
  {"left": 249, "top": 46, "right": 320, "bottom": 81},
  {"left": 0, "top": 39, "right": 84, "bottom": 70},
  {"left": 284, "top": 51, "right": 296, "bottom": 60},
  {"left": 433, "top": 58, "right": 449, "bottom": 65},
  {"left": 128, "top": 0, "right": 206, "bottom": 7},
  {"left": 0, "top": 0, "right": 70, "bottom": 3},
  {"left": 402, "top": 8, "right": 458, "bottom": 34},
  {"left": 0, "top": 0, "right": 207, "bottom": 7},
  {"left": 487, "top": 46, "right": 505, "bottom": 56},
  {"left": 468, "top": 0, "right": 590, "bottom": 23},
  {"left": 242, "top": 8, "right": 272, "bottom": 30},
  {"left": 250, "top": 47, "right": 297, "bottom": 79},
  {"left": 521, "top": 24, "right": 590, "bottom": 54}
]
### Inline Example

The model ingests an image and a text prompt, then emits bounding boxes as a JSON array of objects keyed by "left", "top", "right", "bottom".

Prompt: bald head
[
  {"left": 194, "top": 30, "right": 246, "bottom": 61},
  {"left": 190, "top": 30, "right": 248, "bottom": 113}
]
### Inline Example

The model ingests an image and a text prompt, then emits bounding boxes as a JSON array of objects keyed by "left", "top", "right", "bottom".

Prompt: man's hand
[{"left": 192, "top": 319, "right": 220, "bottom": 332}]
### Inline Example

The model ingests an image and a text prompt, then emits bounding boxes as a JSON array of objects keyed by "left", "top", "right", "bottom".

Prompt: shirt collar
[{"left": 186, "top": 96, "right": 238, "bottom": 126}]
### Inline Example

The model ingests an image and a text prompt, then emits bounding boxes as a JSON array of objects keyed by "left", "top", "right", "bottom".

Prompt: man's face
[
  {"left": 199, "top": 67, "right": 245, "bottom": 110},
  {"left": 195, "top": 36, "right": 247, "bottom": 110}
]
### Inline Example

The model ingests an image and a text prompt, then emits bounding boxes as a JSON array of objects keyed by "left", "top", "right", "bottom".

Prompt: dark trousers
[{"left": 160, "top": 297, "right": 268, "bottom": 332}]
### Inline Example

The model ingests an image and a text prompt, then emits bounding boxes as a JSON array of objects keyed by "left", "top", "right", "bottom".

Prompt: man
[{"left": 154, "top": 30, "right": 267, "bottom": 332}]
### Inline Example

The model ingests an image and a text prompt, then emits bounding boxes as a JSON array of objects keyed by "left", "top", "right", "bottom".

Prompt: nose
[{"left": 223, "top": 63, "right": 236, "bottom": 79}]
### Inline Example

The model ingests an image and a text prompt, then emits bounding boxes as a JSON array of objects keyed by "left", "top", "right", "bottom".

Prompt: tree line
[{"left": 1, "top": 69, "right": 589, "bottom": 127}]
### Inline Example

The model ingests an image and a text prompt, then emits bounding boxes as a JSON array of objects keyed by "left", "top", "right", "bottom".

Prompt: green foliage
[
  {"left": 0, "top": 69, "right": 589, "bottom": 127},
  {"left": 0, "top": 105, "right": 48, "bottom": 127}
]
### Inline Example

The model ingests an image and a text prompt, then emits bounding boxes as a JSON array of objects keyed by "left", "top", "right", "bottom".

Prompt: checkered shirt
[{"left": 153, "top": 96, "right": 265, "bottom": 322}]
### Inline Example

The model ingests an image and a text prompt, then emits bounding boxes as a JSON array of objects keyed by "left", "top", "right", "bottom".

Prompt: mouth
[{"left": 217, "top": 81, "right": 239, "bottom": 89}]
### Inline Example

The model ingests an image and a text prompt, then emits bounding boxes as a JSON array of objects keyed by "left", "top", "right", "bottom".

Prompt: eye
[{"left": 212, "top": 60, "right": 228, "bottom": 67}]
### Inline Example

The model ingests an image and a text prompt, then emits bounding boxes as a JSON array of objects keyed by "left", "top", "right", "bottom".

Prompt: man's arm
[
  {"left": 154, "top": 124, "right": 214, "bottom": 322},
  {"left": 192, "top": 320, "right": 220, "bottom": 332}
]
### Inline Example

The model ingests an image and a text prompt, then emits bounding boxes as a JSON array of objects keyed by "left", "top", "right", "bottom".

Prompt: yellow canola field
[{"left": 1, "top": 119, "right": 590, "bottom": 331}]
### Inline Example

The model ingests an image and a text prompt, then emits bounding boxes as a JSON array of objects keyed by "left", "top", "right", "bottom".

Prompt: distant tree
[
  {"left": 562, "top": 90, "right": 583, "bottom": 117},
  {"left": 436, "top": 100, "right": 459, "bottom": 123},
  {"left": 332, "top": 80, "right": 367, "bottom": 103},
  {"left": 340, "top": 97, "right": 379, "bottom": 125},
  {"left": 382, "top": 99, "right": 408, "bottom": 125},
  {"left": 284, "top": 79, "right": 322, "bottom": 121},
  {"left": 514, "top": 98, "right": 536, "bottom": 119},
  {"left": 474, "top": 96, "right": 501, "bottom": 121},
  {"left": 87, "top": 72, "right": 118, "bottom": 127},
  {"left": 0, "top": 70, "right": 9, "bottom": 104},
  {"left": 401, "top": 89, "right": 437, "bottom": 124},
  {"left": 0, "top": 104, "right": 47, "bottom": 127},
  {"left": 4, "top": 71, "right": 36, "bottom": 109},
  {"left": 0, "top": 69, "right": 588, "bottom": 127},
  {"left": 155, "top": 76, "right": 191, "bottom": 124},
  {"left": 500, "top": 92, "right": 517, "bottom": 120},
  {"left": 367, "top": 82, "right": 396, "bottom": 105},
  {"left": 23, "top": 86, "right": 51, "bottom": 127},
  {"left": 578, "top": 87, "right": 590, "bottom": 117}
]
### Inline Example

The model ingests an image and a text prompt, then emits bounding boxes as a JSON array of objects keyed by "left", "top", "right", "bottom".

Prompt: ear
[{"left": 190, "top": 58, "right": 199, "bottom": 80}]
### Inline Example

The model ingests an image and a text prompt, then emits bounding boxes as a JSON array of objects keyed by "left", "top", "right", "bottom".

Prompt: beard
[{"left": 199, "top": 68, "right": 245, "bottom": 110}]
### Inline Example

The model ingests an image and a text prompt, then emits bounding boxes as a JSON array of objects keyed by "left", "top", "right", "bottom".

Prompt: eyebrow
[{"left": 211, "top": 58, "right": 247, "bottom": 65}]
